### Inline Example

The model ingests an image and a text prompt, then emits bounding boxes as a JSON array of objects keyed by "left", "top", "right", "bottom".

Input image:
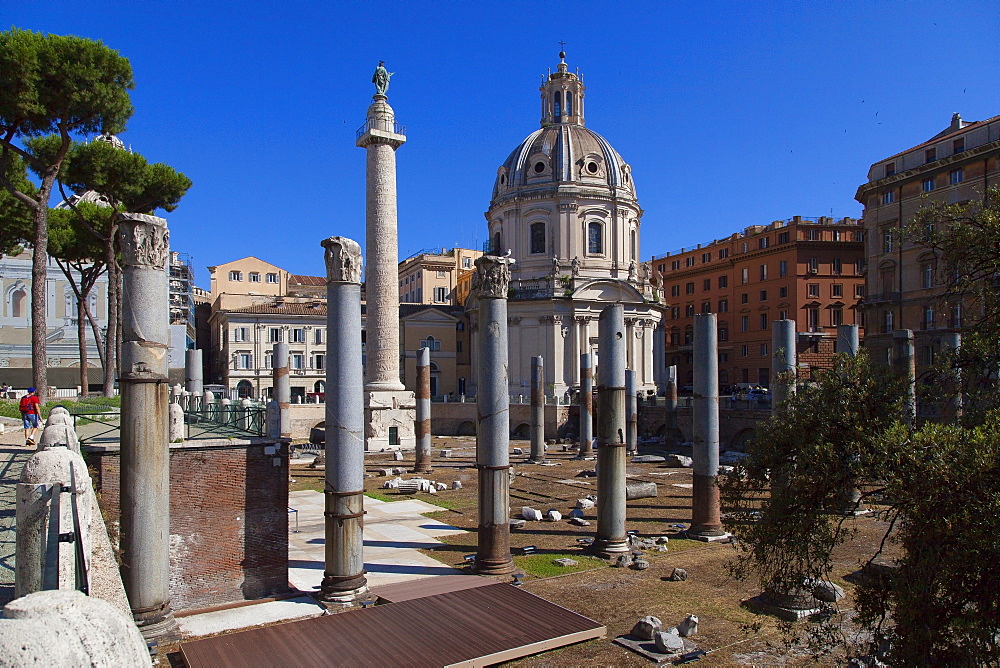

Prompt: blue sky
[{"left": 7, "top": 1, "right": 999, "bottom": 285}]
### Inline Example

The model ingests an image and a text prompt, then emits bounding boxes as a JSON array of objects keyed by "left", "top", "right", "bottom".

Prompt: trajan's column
[{"left": 356, "top": 62, "right": 415, "bottom": 450}]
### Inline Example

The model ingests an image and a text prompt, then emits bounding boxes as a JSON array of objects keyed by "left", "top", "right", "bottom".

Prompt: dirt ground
[{"left": 287, "top": 436, "right": 896, "bottom": 666}]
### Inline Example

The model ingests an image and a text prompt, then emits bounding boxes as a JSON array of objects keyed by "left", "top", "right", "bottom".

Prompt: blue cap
[{"left": 27, "top": 387, "right": 35, "bottom": 393}]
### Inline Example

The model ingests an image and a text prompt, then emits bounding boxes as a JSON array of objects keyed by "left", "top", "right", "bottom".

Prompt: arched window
[
  {"left": 236, "top": 380, "right": 253, "bottom": 399},
  {"left": 530, "top": 222, "right": 545, "bottom": 254},
  {"left": 553, "top": 91, "right": 562, "bottom": 122},
  {"left": 11, "top": 289, "right": 26, "bottom": 318},
  {"left": 421, "top": 336, "right": 441, "bottom": 352},
  {"left": 588, "top": 222, "right": 603, "bottom": 255},
  {"left": 314, "top": 380, "right": 326, "bottom": 393},
  {"left": 566, "top": 92, "right": 573, "bottom": 116}
]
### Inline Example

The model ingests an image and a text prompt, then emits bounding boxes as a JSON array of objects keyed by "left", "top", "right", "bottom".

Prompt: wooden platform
[
  {"left": 369, "top": 574, "right": 494, "bottom": 603},
  {"left": 179, "top": 582, "right": 605, "bottom": 667}
]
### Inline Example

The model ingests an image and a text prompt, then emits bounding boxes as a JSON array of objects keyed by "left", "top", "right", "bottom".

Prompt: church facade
[{"left": 467, "top": 54, "right": 666, "bottom": 399}]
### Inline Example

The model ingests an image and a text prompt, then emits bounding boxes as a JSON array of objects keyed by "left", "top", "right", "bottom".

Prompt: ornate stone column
[
  {"left": 319, "top": 236, "right": 369, "bottom": 605},
  {"left": 357, "top": 75, "right": 415, "bottom": 450},
  {"left": 473, "top": 254, "right": 516, "bottom": 575},
  {"left": 116, "top": 212, "right": 176, "bottom": 640},
  {"left": 593, "top": 304, "right": 629, "bottom": 556},
  {"left": 689, "top": 313, "right": 727, "bottom": 541}
]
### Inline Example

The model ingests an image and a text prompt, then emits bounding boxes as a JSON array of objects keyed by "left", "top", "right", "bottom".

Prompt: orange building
[{"left": 654, "top": 217, "right": 865, "bottom": 389}]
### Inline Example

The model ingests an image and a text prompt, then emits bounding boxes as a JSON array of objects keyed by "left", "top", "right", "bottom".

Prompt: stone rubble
[
  {"left": 630, "top": 615, "right": 662, "bottom": 640},
  {"left": 653, "top": 628, "right": 685, "bottom": 654},
  {"left": 552, "top": 558, "right": 578, "bottom": 567},
  {"left": 569, "top": 517, "right": 590, "bottom": 526},
  {"left": 677, "top": 614, "right": 699, "bottom": 637},
  {"left": 521, "top": 507, "right": 543, "bottom": 521},
  {"left": 545, "top": 509, "right": 562, "bottom": 522},
  {"left": 667, "top": 567, "right": 689, "bottom": 581}
]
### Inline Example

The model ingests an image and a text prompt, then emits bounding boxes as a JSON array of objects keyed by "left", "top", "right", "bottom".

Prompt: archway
[
  {"left": 236, "top": 380, "right": 253, "bottom": 399},
  {"left": 511, "top": 423, "right": 530, "bottom": 439},
  {"left": 729, "top": 428, "right": 756, "bottom": 452},
  {"left": 456, "top": 421, "right": 476, "bottom": 436}
]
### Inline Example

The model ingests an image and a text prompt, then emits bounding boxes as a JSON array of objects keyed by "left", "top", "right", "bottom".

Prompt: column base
[
  {"left": 743, "top": 590, "right": 823, "bottom": 622},
  {"left": 317, "top": 579, "right": 372, "bottom": 608},
  {"left": 588, "top": 538, "right": 630, "bottom": 558},
  {"left": 133, "top": 603, "right": 178, "bottom": 642},
  {"left": 684, "top": 528, "right": 732, "bottom": 543}
]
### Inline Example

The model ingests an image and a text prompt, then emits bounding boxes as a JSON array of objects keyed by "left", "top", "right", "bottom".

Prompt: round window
[
  {"left": 587, "top": 162, "right": 599, "bottom": 174},
  {"left": 534, "top": 161, "right": 545, "bottom": 173}
]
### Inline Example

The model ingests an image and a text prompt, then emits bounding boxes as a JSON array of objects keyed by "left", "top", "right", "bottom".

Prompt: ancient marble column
[
  {"left": 319, "top": 236, "right": 369, "bottom": 604},
  {"left": 413, "top": 346, "right": 433, "bottom": 473},
  {"left": 529, "top": 356, "right": 545, "bottom": 463},
  {"left": 665, "top": 364, "right": 678, "bottom": 444},
  {"left": 184, "top": 348, "right": 203, "bottom": 410},
  {"left": 771, "top": 320, "right": 797, "bottom": 413},
  {"left": 653, "top": 321, "right": 666, "bottom": 394},
  {"left": 273, "top": 343, "right": 290, "bottom": 439},
  {"left": 689, "top": 313, "right": 726, "bottom": 540},
  {"left": 835, "top": 323, "right": 865, "bottom": 515},
  {"left": 837, "top": 324, "right": 860, "bottom": 357},
  {"left": 593, "top": 304, "right": 629, "bottom": 556},
  {"left": 893, "top": 330, "right": 916, "bottom": 426},
  {"left": 941, "top": 331, "right": 963, "bottom": 421},
  {"left": 473, "top": 254, "right": 516, "bottom": 575},
  {"left": 357, "top": 86, "right": 415, "bottom": 449},
  {"left": 116, "top": 212, "right": 176, "bottom": 639},
  {"left": 577, "top": 353, "right": 594, "bottom": 458},
  {"left": 625, "top": 369, "right": 638, "bottom": 455}
]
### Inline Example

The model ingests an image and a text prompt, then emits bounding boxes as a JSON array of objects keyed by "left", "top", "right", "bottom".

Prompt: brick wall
[{"left": 86, "top": 439, "right": 290, "bottom": 612}]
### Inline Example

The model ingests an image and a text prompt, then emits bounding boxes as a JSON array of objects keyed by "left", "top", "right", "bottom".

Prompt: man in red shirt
[{"left": 19, "top": 387, "right": 40, "bottom": 447}]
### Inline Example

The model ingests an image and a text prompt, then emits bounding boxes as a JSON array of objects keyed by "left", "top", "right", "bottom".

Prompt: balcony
[
  {"left": 508, "top": 279, "right": 557, "bottom": 300},
  {"left": 865, "top": 291, "right": 901, "bottom": 304},
  {"left": 356, "top": 119, "right": 405, "bottom": 139}
]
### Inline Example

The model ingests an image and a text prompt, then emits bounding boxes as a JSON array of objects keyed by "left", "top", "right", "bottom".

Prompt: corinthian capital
[
  {"left": 321, "top": 236, "right": 363, "bottom": 284},
  {"left": 117, "top": 213, "right": 169, "bottom": 269},
  {"left": 472, "top": 254, "right": 516, "bottom": 299}
]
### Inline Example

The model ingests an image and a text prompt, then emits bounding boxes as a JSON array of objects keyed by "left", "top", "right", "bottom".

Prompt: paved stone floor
[{"left": 287, "top": 489, "right": 467, "bottom": 593}]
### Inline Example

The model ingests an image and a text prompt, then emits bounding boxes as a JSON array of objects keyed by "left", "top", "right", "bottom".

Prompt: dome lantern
[{"left": 539, "top": 51, "right": 585, "bottom": 127}]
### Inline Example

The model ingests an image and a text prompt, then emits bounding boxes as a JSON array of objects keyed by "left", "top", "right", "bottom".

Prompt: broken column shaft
[
  {"left": 529, "top": 355, "right": 545, "bottom": 463},
  {"left": 473, "top": 254, "right": 515, "bottom": 575},
  {"left": 184, "top": 348, "right": 203, "bottom": 410},
  {"left": 319, "top": 236, "right": 368, "bottom": 604},
  {"left": 625, "top": 369, "right": 638, "bottom": 455},
  {"left": 116, "top": 212, "right": 176, "bottom": 639},
  {"left": 837, "top": 323, "right": 860, "bottom": 357},
  {"left": 771, "top": 319, "right": 797, "bottom": 412},
  {"left": 689, "top": 313, "right": 725, "bottom": 539},
  {"left": 893, "top": 329, "right": 916, "bottom": 426},
  {"left": 413, "top": 346, "right": 433, "bottom": 473},
  {"left": 593, "top": 304, "right": 629, "bottom": 556},
  {"left": 577, "top": 353, "right": 594, "bottom": 458},
  {"left": 273, "top": 342, "right": 291, "bottom": 438}
]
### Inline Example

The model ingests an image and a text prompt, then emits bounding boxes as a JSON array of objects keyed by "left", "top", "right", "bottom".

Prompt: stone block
[
  {"left": 521, "top": 507, "right": 542, "bottom": 521},
  {"left": 630, "top": 615, "right": 662, "bottom": 640},
  {"left": 677, "top": 614, "right": 698, "bottom": 637},
  {"left": 654, "top": 628, "right": 684, "bottom": 654},
  {"left": 545, "top": 509, "right": 562, "bottom": 522},
  {"left": 569, "top": 517, "right": 590, "bottom": 526},
  {"left": 665, "top": 454, "right": 693, "bottom": 468},
  {"left": 575, "top": 498, "right": 595, "bottom": 510},
  {"left": 452, "top": 480, "right": 463, "bottom": 490},
  {"left": 667, "top": 567, "right": 688, "bottom": 581},
  {"left": 553, "top": 558, "right": 578, "bottom": 567}
]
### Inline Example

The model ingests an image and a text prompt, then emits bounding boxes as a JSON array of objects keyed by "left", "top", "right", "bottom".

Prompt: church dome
[
  {"left": 490, "top": 53, "right": 636, "bottom": 205},
  {"left": 492, "top": 124, "right": 635, "bottom": 201}
]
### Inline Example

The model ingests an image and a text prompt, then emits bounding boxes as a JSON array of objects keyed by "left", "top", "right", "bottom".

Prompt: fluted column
[
  {"left": 116, "top": 212, "right": 176, "bottom": 640},
  {"left": 319, "top": 236, "right": 368, "bottom": 604}
]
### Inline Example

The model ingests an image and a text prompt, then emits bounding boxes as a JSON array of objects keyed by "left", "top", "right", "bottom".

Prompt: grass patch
[
  {"left": 364, "top": 491, "right": 395, "bottom": 502},
  {"left": 420, "top": 496, "right": 456, "bottom": 510},
  {"left": 0, "top": 398, "right": 119, "bottom": 421},
  {"left": 514, "top": 553, "right": 607, "bottom": 579}
]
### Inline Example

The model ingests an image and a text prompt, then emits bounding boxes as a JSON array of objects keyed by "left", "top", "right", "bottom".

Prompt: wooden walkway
[{"left": 179, "top": 582, "right": 605, "bottom": 667}]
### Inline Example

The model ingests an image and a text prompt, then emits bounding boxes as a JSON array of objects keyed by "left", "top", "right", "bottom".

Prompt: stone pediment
[
  {"left": 402, "top": 308, "right": 460, "bottom": 323},
  {"left": 571, "top": 279, "right": 644, "bottom": 303}
]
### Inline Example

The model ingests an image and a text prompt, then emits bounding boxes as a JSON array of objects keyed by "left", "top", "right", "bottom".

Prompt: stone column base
[{"left": 133, "top": 603, "right": 178, "bottom": 642}]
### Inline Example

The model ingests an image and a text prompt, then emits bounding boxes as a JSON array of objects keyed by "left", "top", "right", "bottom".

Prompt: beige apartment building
[
  {"left": 856, "top": 112, "right": 1000, "bottom": 371},
  {"left": 398, "top": 247, "right": 482, "bottom": 305}
]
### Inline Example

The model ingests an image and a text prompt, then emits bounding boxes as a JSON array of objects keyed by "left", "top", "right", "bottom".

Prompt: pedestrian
[
  {"left": 19, "top": 387, "right": 41, "bottom": 447},
  {"left": 0, "top": 382, "right": 10, "bottom": 399}
]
